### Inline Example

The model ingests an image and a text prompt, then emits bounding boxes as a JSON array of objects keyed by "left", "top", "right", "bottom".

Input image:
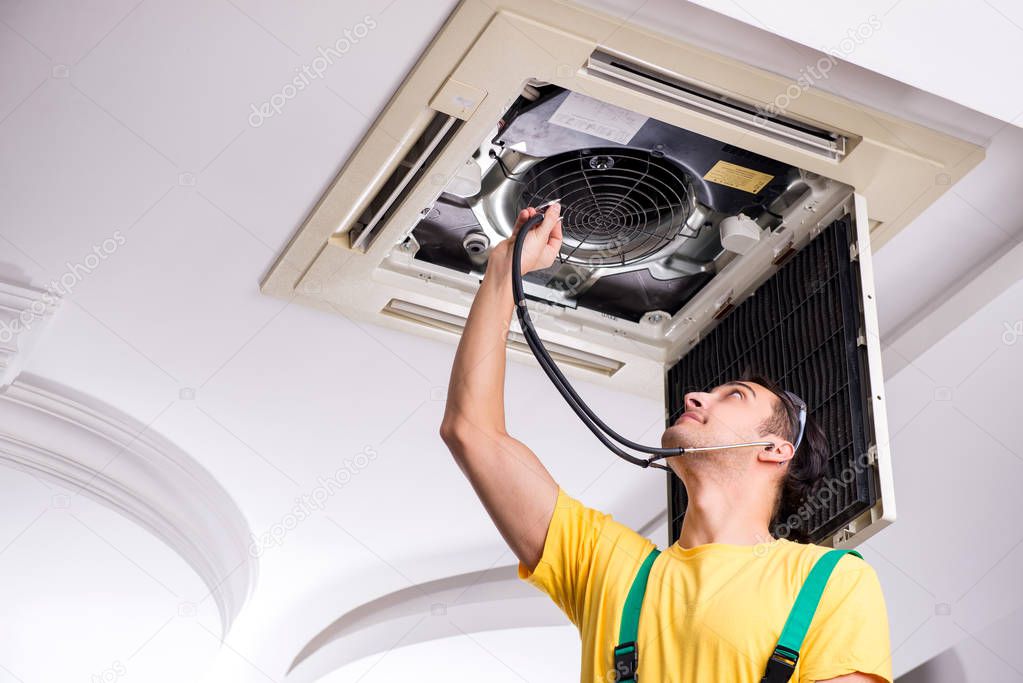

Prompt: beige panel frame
[{"left": 261, "top": 0, "right": 984, "bottom": 401}]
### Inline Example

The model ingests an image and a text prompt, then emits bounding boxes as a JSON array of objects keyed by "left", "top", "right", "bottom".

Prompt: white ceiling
[
  {"left": 675, "top": 0, "right": 1023, "bottom": 127},
  {"left": 1, "top": 1, "right": 1021, "bottom": 682}
]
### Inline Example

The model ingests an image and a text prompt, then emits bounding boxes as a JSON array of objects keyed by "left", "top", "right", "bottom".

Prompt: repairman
[{"left": 440, "top": 203, "right": 893, "bottom": 683}]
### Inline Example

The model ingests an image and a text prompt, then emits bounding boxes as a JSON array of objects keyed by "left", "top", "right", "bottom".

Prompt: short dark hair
[{"left": 736, "top": 368, "right": 828, "bottom": 543}]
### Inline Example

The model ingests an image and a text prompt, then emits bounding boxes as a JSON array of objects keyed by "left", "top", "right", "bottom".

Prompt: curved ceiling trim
[
  {"left": 289, "top": 512, "right": 666, "bottom": 680},
  {"left": 0, "top": 373, "right": 257, "bottom": 635},
  {"left": 0, "top": 278, "right": 61, "bottom": 388},
  {"left": 288, "top": 565, "right": 562, "bottom": 680}
]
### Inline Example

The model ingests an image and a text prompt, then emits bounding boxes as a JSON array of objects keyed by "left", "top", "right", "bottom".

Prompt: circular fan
[{"left": 519, "top": 148, "right": 697, "bottom": 267}]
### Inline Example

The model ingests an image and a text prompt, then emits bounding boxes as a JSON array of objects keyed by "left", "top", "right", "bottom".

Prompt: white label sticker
[{"left": 548, "top": 91, "right": 648, "bottom": 144}]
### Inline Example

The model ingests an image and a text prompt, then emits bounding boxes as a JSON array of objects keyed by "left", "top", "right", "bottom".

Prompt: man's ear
[{"left": 757, "top": 438, "right": 793, "bottom": 466}]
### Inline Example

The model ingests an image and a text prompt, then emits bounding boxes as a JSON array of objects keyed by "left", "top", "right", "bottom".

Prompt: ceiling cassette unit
[{"left": 262, "top": 0, "right": 985, "bottom": 546}]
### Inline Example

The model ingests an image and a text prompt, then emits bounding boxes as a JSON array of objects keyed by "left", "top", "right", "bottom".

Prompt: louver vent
[
  {"left": 349, "top": 111, "right": 463, "bottom": 252},
  {"left": 585, "top": 49, "right": 851, "bottom": 160}
]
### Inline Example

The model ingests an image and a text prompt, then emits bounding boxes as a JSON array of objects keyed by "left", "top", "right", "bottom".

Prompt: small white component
[{"left": 719, "top": 213, "right": 762, "bottom": 254}]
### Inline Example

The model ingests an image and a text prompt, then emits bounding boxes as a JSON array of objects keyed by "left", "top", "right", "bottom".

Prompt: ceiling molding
[
  {"left": 0, "top": 279, "right": 61, "bottom": 388},
  {"left": 288, "top": 565, "right": 562, "bottom": 680},
  {"left": 0, "top": 373, "right": 257, "bottom": 635},
  {"left": 289, "top": 507, "right": 667, "bottom": 680}
]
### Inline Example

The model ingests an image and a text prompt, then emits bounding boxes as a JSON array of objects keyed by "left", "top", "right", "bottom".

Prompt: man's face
[{"left": 661, "top": 381, "right": 781, "bottom": 454}]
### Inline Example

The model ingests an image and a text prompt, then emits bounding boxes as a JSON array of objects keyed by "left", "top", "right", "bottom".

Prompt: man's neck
[{"left": 675, "top": 473, "right": 774, "bottom": 549}]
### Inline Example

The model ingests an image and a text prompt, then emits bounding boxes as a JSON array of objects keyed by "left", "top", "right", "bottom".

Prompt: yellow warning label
[{"left": 703, "top": 160, "right": 774, "bottom": 194}]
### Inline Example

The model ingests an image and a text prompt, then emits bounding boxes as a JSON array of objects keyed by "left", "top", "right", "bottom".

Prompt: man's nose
[{"left": 684, "top": 392, "right": 708, "bottom": 411}]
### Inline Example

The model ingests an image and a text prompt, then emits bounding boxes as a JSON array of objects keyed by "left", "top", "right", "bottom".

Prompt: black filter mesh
[{"left": 665, "top": 215, "right": 880, "bottom": 544}]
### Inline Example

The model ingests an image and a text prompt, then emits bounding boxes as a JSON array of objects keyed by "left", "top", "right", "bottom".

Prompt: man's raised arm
[{"left": 439, "top": 204, "right": 563, "bottom": 571}]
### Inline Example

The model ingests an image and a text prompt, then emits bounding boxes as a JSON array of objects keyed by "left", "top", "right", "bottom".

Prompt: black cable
[
  {"left": 519, "top": 301, "right": 674, "bottom": 471},
  {"left": 508, "top": 207, "right": 776, "bottom": 470},
  {"left": 510, "top": 210, "right": 680, "bottom": 471}
]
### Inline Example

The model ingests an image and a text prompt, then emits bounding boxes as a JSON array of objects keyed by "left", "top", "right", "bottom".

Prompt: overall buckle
[
  {"left": 760, "top": 644, "right": 799, "bottom": 682},
  {"left": 613, "top": 641, "right": 638, "bottom": 681}
]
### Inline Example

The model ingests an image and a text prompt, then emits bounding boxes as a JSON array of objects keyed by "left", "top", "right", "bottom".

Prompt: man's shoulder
[
  {"left": 773, "top": 540, "right": 887, "bottom": 628},
  {"left": 775, "top": 538, "right": 877, "bottom": 581},
  {"left": 556, "top": 488, "right": 656, "bottom": 558},
  {"left": 590, "top": 504, "right": 657, "bottom": 560}
]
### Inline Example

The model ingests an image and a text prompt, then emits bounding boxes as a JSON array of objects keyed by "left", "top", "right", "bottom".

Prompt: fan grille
[{"left": 520, "top": 148, "right": 697, "bottom": 267}]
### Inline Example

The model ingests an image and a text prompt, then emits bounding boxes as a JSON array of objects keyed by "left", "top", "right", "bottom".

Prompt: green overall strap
[
  {"left": 760, "top": 548, "right": 865, "bottom": 683},
  {"left": 612, "top": 547, "right": 661, "bottom": 683}
]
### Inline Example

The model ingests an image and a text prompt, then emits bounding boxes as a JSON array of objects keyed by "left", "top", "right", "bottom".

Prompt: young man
[{"left": 440, "top": 204, "right": 893, "bottom": 683}]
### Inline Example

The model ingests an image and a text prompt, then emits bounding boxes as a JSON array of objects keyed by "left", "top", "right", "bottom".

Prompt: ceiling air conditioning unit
[{"left": 262, "top": 0, "right": 983, "bottom": 546}]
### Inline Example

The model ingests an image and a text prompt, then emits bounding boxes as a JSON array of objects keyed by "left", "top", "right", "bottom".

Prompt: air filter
[{"left": 665, "top": 214, "right": 880, "bottom": 544}]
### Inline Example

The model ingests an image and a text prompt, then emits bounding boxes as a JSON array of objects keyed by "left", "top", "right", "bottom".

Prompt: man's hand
[{"left": 490, "top": 203, "right": 563, "bottom": 276}]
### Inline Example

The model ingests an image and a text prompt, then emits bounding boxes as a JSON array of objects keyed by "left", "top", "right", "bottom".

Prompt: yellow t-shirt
[{"left": 518, "top": 486, "right": 893, "bottom": 683}]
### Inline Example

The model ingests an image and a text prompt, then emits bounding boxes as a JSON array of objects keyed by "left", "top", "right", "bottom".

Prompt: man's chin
[
  {"left": 661, "top": 425, "right": 725, "bottom": 454},
  {"left": 660, "top": 426, "right": 690, "bottom": 450}
]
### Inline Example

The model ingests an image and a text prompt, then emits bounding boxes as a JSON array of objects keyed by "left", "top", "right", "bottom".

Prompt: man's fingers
[
  {"left": 537, "top": 202, "right": 561, "bottom": 240},
  {"left": 503, "top": 204, "right": 566, "bottom": 272},
  {"left": 511, "top": 207, "right": 537, "bottom": 236},
  {"left": 546, "top": 202, "right": 561, "bottom": 225},
  {"left": 543, "top": 212, "right": 564, "bottom": 266},
  {"left": 509, "top": 204, "right": 557, "bottom": 247},
  {"left": 511, "top": 209, "right": 525, "bottom": 234},
  {"left": 549, "top": 213, "right": 563, "bottom": 243}
]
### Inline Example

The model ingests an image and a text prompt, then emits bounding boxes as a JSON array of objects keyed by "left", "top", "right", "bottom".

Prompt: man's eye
[{"left": 731, "top": 389, "right": 743, "bottom": 398}]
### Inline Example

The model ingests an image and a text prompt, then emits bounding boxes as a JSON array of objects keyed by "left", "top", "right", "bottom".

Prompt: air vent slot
[
  {"left": 381, "top": 298, "right": 624, "bottom": 376},
  {"left": 585, "top": 49, "right": 851, "bottom": 161},
  {"left": 349, "top": 111, "right": 463, "bottom": 252}
]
